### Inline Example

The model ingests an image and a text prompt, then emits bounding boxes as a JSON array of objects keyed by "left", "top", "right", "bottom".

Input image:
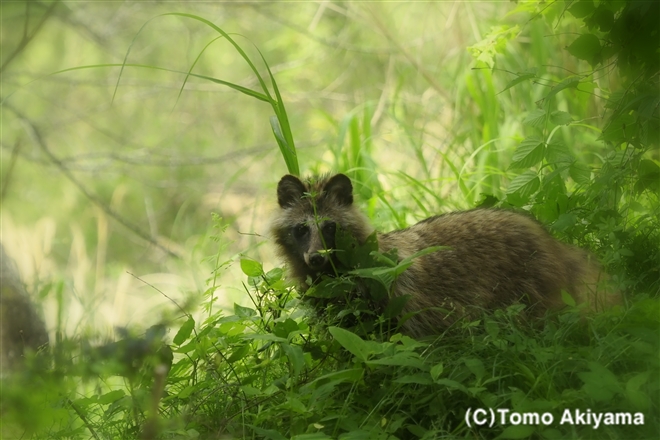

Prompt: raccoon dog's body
[{"left": 271, "top": 173, "right": 611, "bottom": 337}]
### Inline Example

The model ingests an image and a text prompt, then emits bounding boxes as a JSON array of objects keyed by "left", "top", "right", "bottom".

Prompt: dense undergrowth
[{"left": 1, "top": 1, "right": 659, "bottom": 439}]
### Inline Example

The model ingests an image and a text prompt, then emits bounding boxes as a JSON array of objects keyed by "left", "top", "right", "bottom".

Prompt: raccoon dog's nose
[{"left": 308, "top": 252, "right": 327, "bottom": 269}]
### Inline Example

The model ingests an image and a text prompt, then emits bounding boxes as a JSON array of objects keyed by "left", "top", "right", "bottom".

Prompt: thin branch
[
  {"left": 1, "top": 0, "right": 60, "bottom": 73},
  {"left": 7, "top": 104, "right": 182, "bottom": 259}
]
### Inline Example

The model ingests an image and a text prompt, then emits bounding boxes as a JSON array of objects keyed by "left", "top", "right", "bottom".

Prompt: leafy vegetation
[{"left": 1, "top": 1, "right": 658, "bottom": 439}]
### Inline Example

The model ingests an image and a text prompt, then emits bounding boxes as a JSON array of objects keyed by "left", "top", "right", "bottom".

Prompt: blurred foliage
[{"left": 1, "top": 0, "right": 658, "bottom": 439}]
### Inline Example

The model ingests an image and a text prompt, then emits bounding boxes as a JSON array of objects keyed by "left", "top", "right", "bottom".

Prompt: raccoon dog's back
[
  {"left": 379, "top": 210, "right": 608, "bottom": 336},
  {"left": 271, "top": 173, "right": 614, "bottom": 337}
]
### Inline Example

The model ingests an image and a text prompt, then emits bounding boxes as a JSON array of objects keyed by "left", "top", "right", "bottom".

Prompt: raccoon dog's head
[{"left": 271, "top": 173, "right": 373, "bottom": 286}]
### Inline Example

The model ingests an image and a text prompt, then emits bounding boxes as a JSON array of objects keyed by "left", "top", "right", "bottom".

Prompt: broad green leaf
[
  {"left": 626, "top": 371, "right": 651, "bottom": 410},
  {"left": 434, "top": 378, "right": 469, "bottom": 393},
  {"left": 97, "top": 390, "right": 125, "bottom": 405},
  {"left": 464, "top": 358, "right": 485, "bottom": 382},
  {"left": 339, "top": 431, "right": 375, "bottom": 440},
  {"left": 484, "top": 319, "right": 500, "bottom": 339},
  {"left": 273, "top": 318, "right": 300, "bottom": 339},
  {"left": 635, "top": 159, "right": 660, "bottom": 194},
  {"left": 291, "top": 434, "right": 333, "bottom": 440},
  {"left": 550, "top": 110, "right": 573, "bottom": 125},
  {"left": 545, "top": 77, "right": 580, "bottom": 101},
  {"left": 282, "top": 343, "right": 305, "bottom": 377},
  {"left": 568, "top": 0, "right": 595, "bottom": 18},
  {"left": 383, "top": 294, "right": 411, "bottom": 319},
  {"left": 546, "top": 141, "right": 574, "bottom": 164},
  {"left": 430, "top": 363, "right": 444, "bottom": 381},
  {"left": 240, "top": 258, "right": 263, "bottom": 277},
  {"left": 393, "top": 373, "right": 432, "bottom": 384},
  {"left": 591, "top": 4, "right": 614, "bottom": 32},
  {"left": 578, "top": 362, "right": 622, "bottom": 401},
  {"left": 248, "top": 425, "right": 288, "bottom": 440},
  {"left": 241, "top": 333, "right": 287, "bottom": 343},
  {"left": 396, "top": 246, "right": 446, "bottom": 276},
  {"left": 366, "top": 351, "right": 426, "bottom": 369},
  {"left": 234, "top": 303, "right": 257, "bottom": 318},
  {"left": 497, "top": 425, "right": 535, "bottom": 439},
  {"left": 552, "top": 213, "right": 577, "bottom": 233},
  {"left": 329, "top": 326, "right": 379, "bottom": 362},
  {"left": 173, "top": 316, "right": 195, "bottom": 346},
  {"left": 509, "top": 137, "right": 545, "bottom": 169},
  {"left": 227, "top": 344, "right": 250, "bottom": 363},
  {"left": 522, "top": 109, "right": 547, "bottom": 128},
  {"left": 177, "top": 385, "right": 196, "bottom": 399},
  {"left": 569, "top": 162, "right": 591, "bottom": 185},
  {"left": 302, "top": 368, "right": 364, "bottom": 392},
  {"left": 506, "top": 170, "right": 540, "bottom": 199},
  {"left": 561, "top": 290, "right": 576, "bottom": 307},
  {"left": 567, "top": 34, "right": 601, "bottom": 64}
]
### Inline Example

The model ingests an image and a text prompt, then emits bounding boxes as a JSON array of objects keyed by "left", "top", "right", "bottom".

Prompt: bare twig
[
  {"left": 7, "top": 104, "right": 182, "bottom": 259},
  {"left": 1, "top": 0, "right": 61, "bottom": 73}
]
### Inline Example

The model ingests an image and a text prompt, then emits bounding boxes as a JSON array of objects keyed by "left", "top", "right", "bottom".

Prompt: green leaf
[
  {"left": 506, "top": 170, "right": 540, "bottom": 199},
  {"left": 568, "top": 0, "right": 595, "bottom": 19},
  {"left": 635, "top": 159, "right": 660, "bottom": 194},
  {"left": 430, "top": 363, "right": 444, "bottom": 381},
  {"left": 484, "top": 319, "right": 500, "bottom": 340},
  {"left": 291, "top": 434, "right": 333, "bottom": 440},
  {"left": 234, "top": 303, "right": 257, "bottom": 318},
  {"left": 567, "top": 34, "right": 601, "bottom": 64},
  {"left": 552, "top": 213, "right": 577, "bottom": 233},
  {"left": 550, "top": 110, "right": 573, "bottom": 125},
  {"left": 545, "top": 77, "right": 580, "bottom": 101},
  {"left": 464, "top": 358, "right": 485, "bottom": 382},
  {"left": 509, "top": 137, "right": 545, "bottom": 169},
  {"left": 393, "top": 373, "right": 433, "bottom": 384},
  {"left": 97, "top": 390, "right": 125, "bottom": 405},
  {"left": 395, "top": 246, "right": 446, "bottom": 276},
  {"left": 561, "top": 290, "right": 576, "bottom": 307},
  {"left": 522, "top": 109, "right": 547, "bottom": 128},
  {"left": 240, "top": 258, "right": 263, "bottom": 277},
  {"left": 173, "top": 316, "right": 195, "bottom": 346},
  {"left": 569, "top": 162, "right": 591, "bottom": 185},
  {"left": 545, "top": 141, "right": 574, "bottom": 165},
  {"left": 282, "top": 343, "right": 305, "bottom": 377},
  {"left": 433, "top": 378, "right": 468, "bottom": 393},
  {"left": 497, "top": 425, "right": 535, "bottom": 439},
  {"left": 273, "top": 318, "right": 300, "bottom": 339},
  {"left": 578, "top": 362, "right": 622, "bottom": 401},
  {"left": 366, "top": 351, "right": 426, "bottom": 369},
  {"left": 241, "top": 333, "right": 287, "bottom": 343},
  {"left": 329, "top": 326, "right": 379, "bottom": 362},
  {"left": 383, "top": 294, "right": 411, "bottom": 319},
  {"left": 177, "top": 385, "right": 196, "bottom": 399},
  {"left": 591, "top": 5, "right": 614, "bottom": 32},
  {"left": 248, "top": 426, "right": 288, "bottom": 440},
  {"left": 626, "top": 371, "right": 651, "bottom": 410},
  {"left": 227, "top": 344, "right": 250, "bottom": 363},
  {"left": 500, "top": 69, "right": 537, "bottom": 94}
]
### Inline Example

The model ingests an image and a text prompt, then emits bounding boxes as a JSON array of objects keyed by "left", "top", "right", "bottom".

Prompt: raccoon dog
[{"left": 271, "top": 173, "right": 612, "bottom": 337}]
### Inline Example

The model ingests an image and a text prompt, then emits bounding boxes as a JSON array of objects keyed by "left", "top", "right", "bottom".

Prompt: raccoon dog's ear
[
  {"left": 324, "top": 173, "right": 354, "bottom": 206},
  {"left": 277, "top": 175, "right": 306, "bottom": 208}
]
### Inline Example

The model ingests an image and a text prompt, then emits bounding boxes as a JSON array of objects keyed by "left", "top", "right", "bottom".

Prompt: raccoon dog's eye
[
  {"left": 292, "top": 223, "right": 309, "bottom": 240},
  {"left": 322, "top": 222, "right": 337, "bottom": 235}
]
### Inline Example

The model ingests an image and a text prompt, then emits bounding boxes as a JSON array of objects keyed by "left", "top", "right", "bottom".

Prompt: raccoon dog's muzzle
[{"left": 294, "top": 220, "right": 337, "bottom": 272}]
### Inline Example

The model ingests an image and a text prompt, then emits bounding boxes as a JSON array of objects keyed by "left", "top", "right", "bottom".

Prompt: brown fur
[
  {"left": 1, "top": 243, "right": 49, "bottom": 370},
  {"left": 271, "top": 173, "right": 617, "bottom": 337}
]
